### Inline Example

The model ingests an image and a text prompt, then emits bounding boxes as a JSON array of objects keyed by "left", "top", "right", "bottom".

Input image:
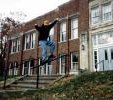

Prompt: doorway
[{"left": 97, "top": 47, "right": 113, "bottom": 71}]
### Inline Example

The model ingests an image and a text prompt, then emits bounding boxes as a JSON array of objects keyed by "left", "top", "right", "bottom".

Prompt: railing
[
  {"left": 95, "top": 60, "right": 104, "bottom": 72},
  {"left": 3, "top": 54, "right": 68, "bottom": 89},
  {"left": 3, "top": 61, "right": 27, "bottom": 89},
  {"left": 32, "top": 54, "right": 68, "bottom": 88}
]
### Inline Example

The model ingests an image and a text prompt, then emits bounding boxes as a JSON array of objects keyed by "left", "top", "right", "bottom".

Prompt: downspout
[
  {"left": 20, "top": 32, "right": 24, "bottom": 75},
  {"left": 67, "top": 15, "right": 70, "bottom": 74}
]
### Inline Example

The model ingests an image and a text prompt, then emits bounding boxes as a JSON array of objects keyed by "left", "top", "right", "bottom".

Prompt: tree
[
  {"left": 0, "top": 12, "right": 26, "bottom": 76},
  {"left": 0, "top": 17, "right": 19, "bottom": 76}
]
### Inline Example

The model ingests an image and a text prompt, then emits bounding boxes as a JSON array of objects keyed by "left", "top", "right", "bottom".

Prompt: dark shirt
[{"left": 35, "top": 20, "right": 58, "bottom": 41}]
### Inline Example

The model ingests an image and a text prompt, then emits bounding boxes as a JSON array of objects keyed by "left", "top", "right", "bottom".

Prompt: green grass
[
  {"left": 1, "top": 71, "right": 113, "bottom": 100},
  {"left": 36, "top": 71, "right": 113, "bottom": 100}
]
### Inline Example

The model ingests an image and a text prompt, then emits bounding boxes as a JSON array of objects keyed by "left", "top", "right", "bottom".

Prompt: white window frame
[
  {"left": 60, "top": 22, "right": 66, "bottom": 42},
  {"left": 17, "top": 38, "right": 20, "bottom": 52},
  {"left": 71, "top": 18, "right": 78, "bottom": 39},
  {"left": 22, "top": 60, "right": 31, "bottom": 75},
  {"left": 71, "top": 52, "right": 79, "bottom": 71},
  {"left": 11, "top": 37, "right": 20, "bottom": 53},
  {"left": 49, "top": 28, "right": 54, "bottom": 41},
  {"left": 59, "top": 54, "right": 66, "bottom": 75},
  {"left": 24, "top": 34, "right": 30, "bottom": 50},
  {"left": 30, "top": 32, "right": 36, "bottom": 48},
  {"left": 11, "top": 39, "right": 17, "bottom": 53},
  {"left": 14, "top": 62, "right": 18, "bottom": 75},
  {"left": 102, "top": 2, "right": 112, "bottom": 22},
  {"left": 93, "top": 50, "right": 98, "bottom": 71},
  {"left": 24, "top": 32, "right": 36, "bottom": 50},
  {"left": 91, "top": 6, "right": 100, "bottom": 25}
]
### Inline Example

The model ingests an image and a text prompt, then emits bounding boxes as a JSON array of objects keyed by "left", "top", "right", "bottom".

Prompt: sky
[{"left": 0, "top": 0, "right": 70, "bottom": 22}]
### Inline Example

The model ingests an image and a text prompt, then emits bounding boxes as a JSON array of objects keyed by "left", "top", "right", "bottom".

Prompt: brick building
[{"left": 7, "top": 0, "right": 89, "bottom": 76}]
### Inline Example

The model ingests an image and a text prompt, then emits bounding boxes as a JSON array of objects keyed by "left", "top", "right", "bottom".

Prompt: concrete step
[
  {"left": 7, "top": 75, "right": 62, "bottom": 90},
  {"left": 10, "top": 83, "right": 36, "bottom": 89},
  {"left": 17, "top": 80, "right": 51, "bottom": 84},
  {"left": 27, "top": 75, "right": 60, "bottom": 80}
]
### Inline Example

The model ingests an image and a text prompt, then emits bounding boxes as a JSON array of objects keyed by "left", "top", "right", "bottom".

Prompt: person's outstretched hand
[{"left": 56, "top": 18, "right": 59, "bottom": 21}]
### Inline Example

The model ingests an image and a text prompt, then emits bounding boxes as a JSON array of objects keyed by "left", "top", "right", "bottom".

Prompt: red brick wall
[{"left": 8, "top": 0, "right": 89, "bottom": 75}]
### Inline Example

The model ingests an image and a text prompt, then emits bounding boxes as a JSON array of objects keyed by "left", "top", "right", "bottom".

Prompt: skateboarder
[{"left": 35, "top": 18, "right": 59, "bottom": 64}]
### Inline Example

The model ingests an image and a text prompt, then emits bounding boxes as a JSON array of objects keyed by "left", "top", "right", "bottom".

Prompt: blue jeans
[{"left": 39, "top": 40, "right": 55, "bottom": 60}]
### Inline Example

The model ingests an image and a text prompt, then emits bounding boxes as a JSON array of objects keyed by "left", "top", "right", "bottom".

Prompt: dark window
[
  {"left": 111, "top": 49, "right": 113, "bottom": 60},
  {"left": 14, "top": 61, "right": 18, "bottom": 68},
  {"left": 30, "top": 59, "right": 34, "bottom": 67},
  {"left": 94, "top": 51, "right": 97, "bottom": 68},
  {"left": 105, "top": 50, "right": 108, "bottom": 60}
]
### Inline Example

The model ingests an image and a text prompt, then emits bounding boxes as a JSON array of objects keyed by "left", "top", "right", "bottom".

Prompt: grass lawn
[{"left": 0, "top": 71, "right": 113, "bottom": 100}]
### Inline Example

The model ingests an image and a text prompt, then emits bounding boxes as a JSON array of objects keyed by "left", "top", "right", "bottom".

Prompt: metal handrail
[
  {"left": 33, "top": 54, "right": 68, "bottom": 88},
  {"left": 3, "top": 54, "right": 68, "bottom": 89},
  {"left": 95, "top": 60, "right": 104, "bottom": 72},
  {"left": 32, "top": 54, "right": 68, "bottom": 69}
]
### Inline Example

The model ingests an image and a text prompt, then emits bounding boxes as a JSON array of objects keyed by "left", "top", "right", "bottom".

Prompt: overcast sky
[{"left": 0, "top": 0, "right": 70, "bottom": 22}]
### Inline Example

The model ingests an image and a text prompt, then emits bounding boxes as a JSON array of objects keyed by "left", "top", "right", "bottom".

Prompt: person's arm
[
  {"left": 49, "top": 18, "right": 59, "bottom": 29},
  {"left": 34, "top": 24, "right": 41, "bottom": 31},
  {"left": 34, "top": 24, "right": 41, "bottom": 40}
]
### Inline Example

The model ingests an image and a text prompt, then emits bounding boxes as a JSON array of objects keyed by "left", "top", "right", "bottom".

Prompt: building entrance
[{"left": 95, "top": 47, "right": 113, "bottom": 71}]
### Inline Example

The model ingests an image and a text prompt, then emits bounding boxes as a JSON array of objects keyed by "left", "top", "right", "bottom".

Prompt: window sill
[
  {"left": 23, "top": 48, "right": 35, "bottom": 51},
  {"left": 58, "top": 41, "right": 67, "bottom": 44},
  {"left": 69, "top": 38, "right": 78, "bottom": 41},
  {"left": 11, "top": 51, "right": 20, "bottom": 54}
]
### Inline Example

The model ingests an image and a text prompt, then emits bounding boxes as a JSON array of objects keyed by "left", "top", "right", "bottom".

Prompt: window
[
  {"left": 91, "top": 6, "right": 99, "bottom": 25},
  {"left": 17, "top": 38, "right": 20, "bottom": 52},
  {"left": 12, "top": 39, "right": 17, "bottom": 52},
  {"left": 90, "top": 2, "right": 112, "bottom": 26},
  {"left": 102, "top": 3, "right": 112, "bottom": 21},
  {"left": 24, "top": 32, "right": 36, "bottom": 50},
  {"left": 49, "top": 28, "right": 54, "bottom": 41},
  {"left": 23, "top": 61, "right": 29, "bottom": 75},
  {"left": 8, "top": 62, "right": 13, "bottom": 75},
  {"left": 71, "top": 18, "right": 78, "bottom": 39},
  {"left": 30, "top": 59, "right": 34, "bottom": 67},
  {"left": 111, "top": 49, "right": 113, "bottom": 60},
  {"left": 59, "top": 54, "right": 66, "bottom": 74},
  {"left": 94, "top": 51, "right": 98, "bottom": 69},
  {"left": 11, "top": 37, "right": 20, "bottom": 53},
  {"left": 105, "top": 49, "right": 108, "bottom": 60},
  {"left": 14, "top": 61, "right": 18, "bottom": 68},
  {"left": 13, "top": 61, "right": 18, "bottom": 75},
  {"left": 71, "top": 52, "right": 78, "bottom": 70},
  {"left": 30, "top": 32, "right": 36, "bottom": 48},
  {"left": 24, "top": 34, "right": 30, "bottom": 50},
  {"left": 60, "top": 22, "right": 66, "bottom": 42}
]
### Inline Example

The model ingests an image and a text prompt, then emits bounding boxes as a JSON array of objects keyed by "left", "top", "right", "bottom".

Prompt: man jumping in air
[{"left": 35, "top": 18, "right": 59, "bottom": 64}]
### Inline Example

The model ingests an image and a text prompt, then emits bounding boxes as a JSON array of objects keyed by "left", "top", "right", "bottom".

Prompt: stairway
[{"left": 6, "top": 75, "right": 61, "bottom": 90}]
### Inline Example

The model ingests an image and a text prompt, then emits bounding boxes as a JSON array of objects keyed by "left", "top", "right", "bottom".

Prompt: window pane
[
  {"left": 31, "top": 33, "right": 36, "bottom": 48},
  {"left": 91, "top": 7, "right": 99, "bottom": 25},
  {"left": 49, "top": 28, "right": 54, "bottom": 41},
  {"left": 105, "top": 49, "right": 108, "bottom": 60},
  {"left": 71, "top": 18, "right": 78, "bottom": 39},
  {"left": 111, "top": 49, "right": 113, "bottom": 60},
  {"left": 102, "top": 3, "right": 112, "bottom": 21},
  {"left": 71, "top": 52, "right": 78, "bottom": 70},
  {"left": 60, "top": 22, "right": 66, "bottom": 42},
  {"left": 60, "top": 54, "right": 66, "bottom": 74}
]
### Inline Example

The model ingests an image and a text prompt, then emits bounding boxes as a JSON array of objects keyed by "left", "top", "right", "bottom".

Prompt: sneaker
[{"left": 49, "top": 54, "right": 56, "bottom": 59}]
